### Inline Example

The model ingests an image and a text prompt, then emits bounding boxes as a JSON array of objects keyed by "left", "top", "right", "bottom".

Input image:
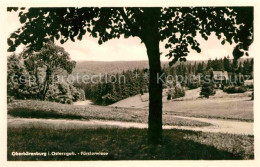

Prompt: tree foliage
[
  {"left": 200, "top": 82, "right": 216, "bottom": 98},
  {"left": 7, "top": 7, "right": 253, "bottom": 64},
  {"left": 7, "top": 43, "right": 82, "bottom": 103},
  {"left": 7, "top": 54, "right": 27, "bottom": 99},
  {"left": 21, "top": 42, "right": 76, "bottom": 100}
]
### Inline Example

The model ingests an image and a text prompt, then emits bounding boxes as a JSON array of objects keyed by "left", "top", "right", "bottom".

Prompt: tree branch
[{"left": 119, "top": 8, "right": 141, "bottom": 38}]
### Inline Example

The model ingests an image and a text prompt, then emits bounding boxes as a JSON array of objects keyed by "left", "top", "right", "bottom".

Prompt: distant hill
[
  {"left": 72, "top": 58, "right": 253, "bottom": 75},
  {"left": 72, "top": 60, "right": 200, "bottom": 75},
  {"left": 72, "top": 61, "right": 150, "bottom": 75}
]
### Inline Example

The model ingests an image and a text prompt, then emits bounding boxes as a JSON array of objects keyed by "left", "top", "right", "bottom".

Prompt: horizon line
[{"left": 74, "top": 57, "right": 253, "bottom": 62}]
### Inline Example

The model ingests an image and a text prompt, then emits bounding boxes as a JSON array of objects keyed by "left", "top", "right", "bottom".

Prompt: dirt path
[
  {"left": 168, "top": 116, "right": 253, "bottom": 135},
  {"left": 73, "top": 100, "right": 93, "bottom": 106},
  {"left": 8, "top": 116, "right": 253, "bottom": 135}
]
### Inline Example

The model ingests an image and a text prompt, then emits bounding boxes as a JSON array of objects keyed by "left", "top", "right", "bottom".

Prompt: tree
[
  {"left": 21, "top": 42, "right": 76, "bottom": 100},
  {"left": 7, "top": 7, "right": 253, "bottom": 144},
  {"left": 250, "top": 59, "right": 254, "bottom": 79},
  {"left": 243, "top": 59, "right": 252, "bottom": 77},
  {"left": 7, "top": 53, "right": 27, "bottom": 99},
  {"left": 223, "top": 56, "right": 232, "bottom": 72},
  {"left": 200, "top": 82, "right": 216, "bottom": 98},
  {"left": 166, "top": 85, "right": 185, "bottom": 100},
  {"left": 206, "top": 59, "right": 212, "bottom": 70},
  {"left": 197, "top": 62, "right": 205, "bottom": 74},
  {"left": 211, "top": 58, "right": 224, "bottom": 71},
  {"left": 237, "top": 62, "right": 244, "bottom": 75},
  {"left": 187, "top": 75, "right": 200, "bottom": 89}
]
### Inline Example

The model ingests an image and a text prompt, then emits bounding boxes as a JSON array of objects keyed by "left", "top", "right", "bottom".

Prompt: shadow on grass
[
  {"left": 8, "top": 108, "right": 88, "bottom": 120},
  {"left": 8, "top": 127, "right": 245, "bottom": 160}
]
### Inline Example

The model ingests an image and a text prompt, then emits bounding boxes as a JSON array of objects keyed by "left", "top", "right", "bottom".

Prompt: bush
[
  {"left": 78, "top": 89, "right": 86, "bottom": 101},
  {"left": 200, "top": 82, "right": 216, "bottom": 98},
  {"left": 66, "top": 99, "right": 73, "bottom": 104},
  {"left": 46, "top": 82, "right": 84, "bottom": 104},
  {"left": 187, "top": 76, "right": 200, "bottom": 89},
  {"left": 167, "top": 94, "right": 171, "bottom": 100},
  {"left": 7, "top": 95, "right": 14, "bottom": 103},
  {"left": 245, "top": 84, "right": 253, "bottom": 89},
  {"left": 175, "top": 85, "right": 185, "bottom": 98},
  {"left": 223, "top": 86, "right": 247, "bottom": 94},
  {"left": 102, "top": 93, "right": 117, "bottom": 105},
  {"left": 167, "top": 85, "right": 185, "bottom": 100}
]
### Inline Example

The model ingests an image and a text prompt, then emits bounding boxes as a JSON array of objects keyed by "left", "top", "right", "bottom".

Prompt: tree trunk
[
  {"left": 41, "top": 68, "right": 51, "bottom": 100},
  {"left": 144, "top": 38, "right": 163, "bottom": 144}
]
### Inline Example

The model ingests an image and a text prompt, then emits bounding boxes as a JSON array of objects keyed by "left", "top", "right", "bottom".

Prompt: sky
[{"left": 6, "top": 10, "right": 255, "bottom": 62}]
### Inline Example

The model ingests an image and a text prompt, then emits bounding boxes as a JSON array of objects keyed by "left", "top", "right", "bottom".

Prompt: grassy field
[
  {"left": 7, "top": 100, "right": 254, "bottom": 160},
  {"left": 163, "top": 98, "right": 253, "bottom": 121},
  {"left": 111, "top": 89, "right": 253, "bottom": 121},
  {"left": 8, "top": 100, "right": 211, "bottom": 127},
  {"left": 7, "top": 127, "right": 253, "bottom": 160}
]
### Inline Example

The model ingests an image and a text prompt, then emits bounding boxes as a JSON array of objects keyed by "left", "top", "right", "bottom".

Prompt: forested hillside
[
  {"left": 72, "top": 58, "right": 253, "bottom": 75},
  {"left": 74, "top": 57, "right": 253, "bottom": 105}
]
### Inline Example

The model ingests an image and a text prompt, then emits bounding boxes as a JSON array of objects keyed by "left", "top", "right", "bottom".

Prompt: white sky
[{"left": 7, "top": 10, "right": 255, "bottom": 62}]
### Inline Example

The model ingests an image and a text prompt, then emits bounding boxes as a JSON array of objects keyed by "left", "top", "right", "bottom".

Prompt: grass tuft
[{"left": 8, "top": 107, "right": 88, "bottom": 120}]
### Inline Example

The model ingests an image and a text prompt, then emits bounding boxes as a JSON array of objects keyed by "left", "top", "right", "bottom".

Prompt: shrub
[
  {"left": 66, "top": 99, "right": 73, "bottom": 104},
  {"left": 78, "top": 89, "right": 86, "bottom": 101},
  {"left": 102, "top": 93, "right": 117, "bottom": 105},
  {"left": 167, "top": 88, "right": 174, "bottom": 100},
  {"left": 7, "top": 95, "right": 14, "bottom": 103},
  {"left": 245, "top": 84, "right": 253, "bottom": 89},
  {"left": 167, "top": 94, "right": 171, "bottom": 100},
  {"left": 200, "top": 82, "right": 216, "bottom": 98},
  {"left": 46, "top": 82, "right": 84, "bottom": 104},
  {"left": 167, "top": 85, "right": 185, "bottom": 100},
  {"left": 175, "top": 85, "right": 185, "bottom": 98},
  {"left": 187, "top": 76, "right": 200, "bottom": 89},
  {"left": 223, "top": 85, "right": 247, "bottom": 94}
]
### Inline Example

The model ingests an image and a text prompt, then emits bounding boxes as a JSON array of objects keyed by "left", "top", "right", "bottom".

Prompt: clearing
[{"left": 110, "top": 88, "right": 253, "bottom": 121}]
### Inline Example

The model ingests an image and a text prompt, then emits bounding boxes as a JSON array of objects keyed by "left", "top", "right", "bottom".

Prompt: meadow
[
  {"left": 8, "top": 100, "right": 211, "bottom": 127},
  {"left": 7, "top": 99, "right": 254, "bottom": 160},
  {"left": 111, "top": 88, "right": 254, "bottom": 121}
]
